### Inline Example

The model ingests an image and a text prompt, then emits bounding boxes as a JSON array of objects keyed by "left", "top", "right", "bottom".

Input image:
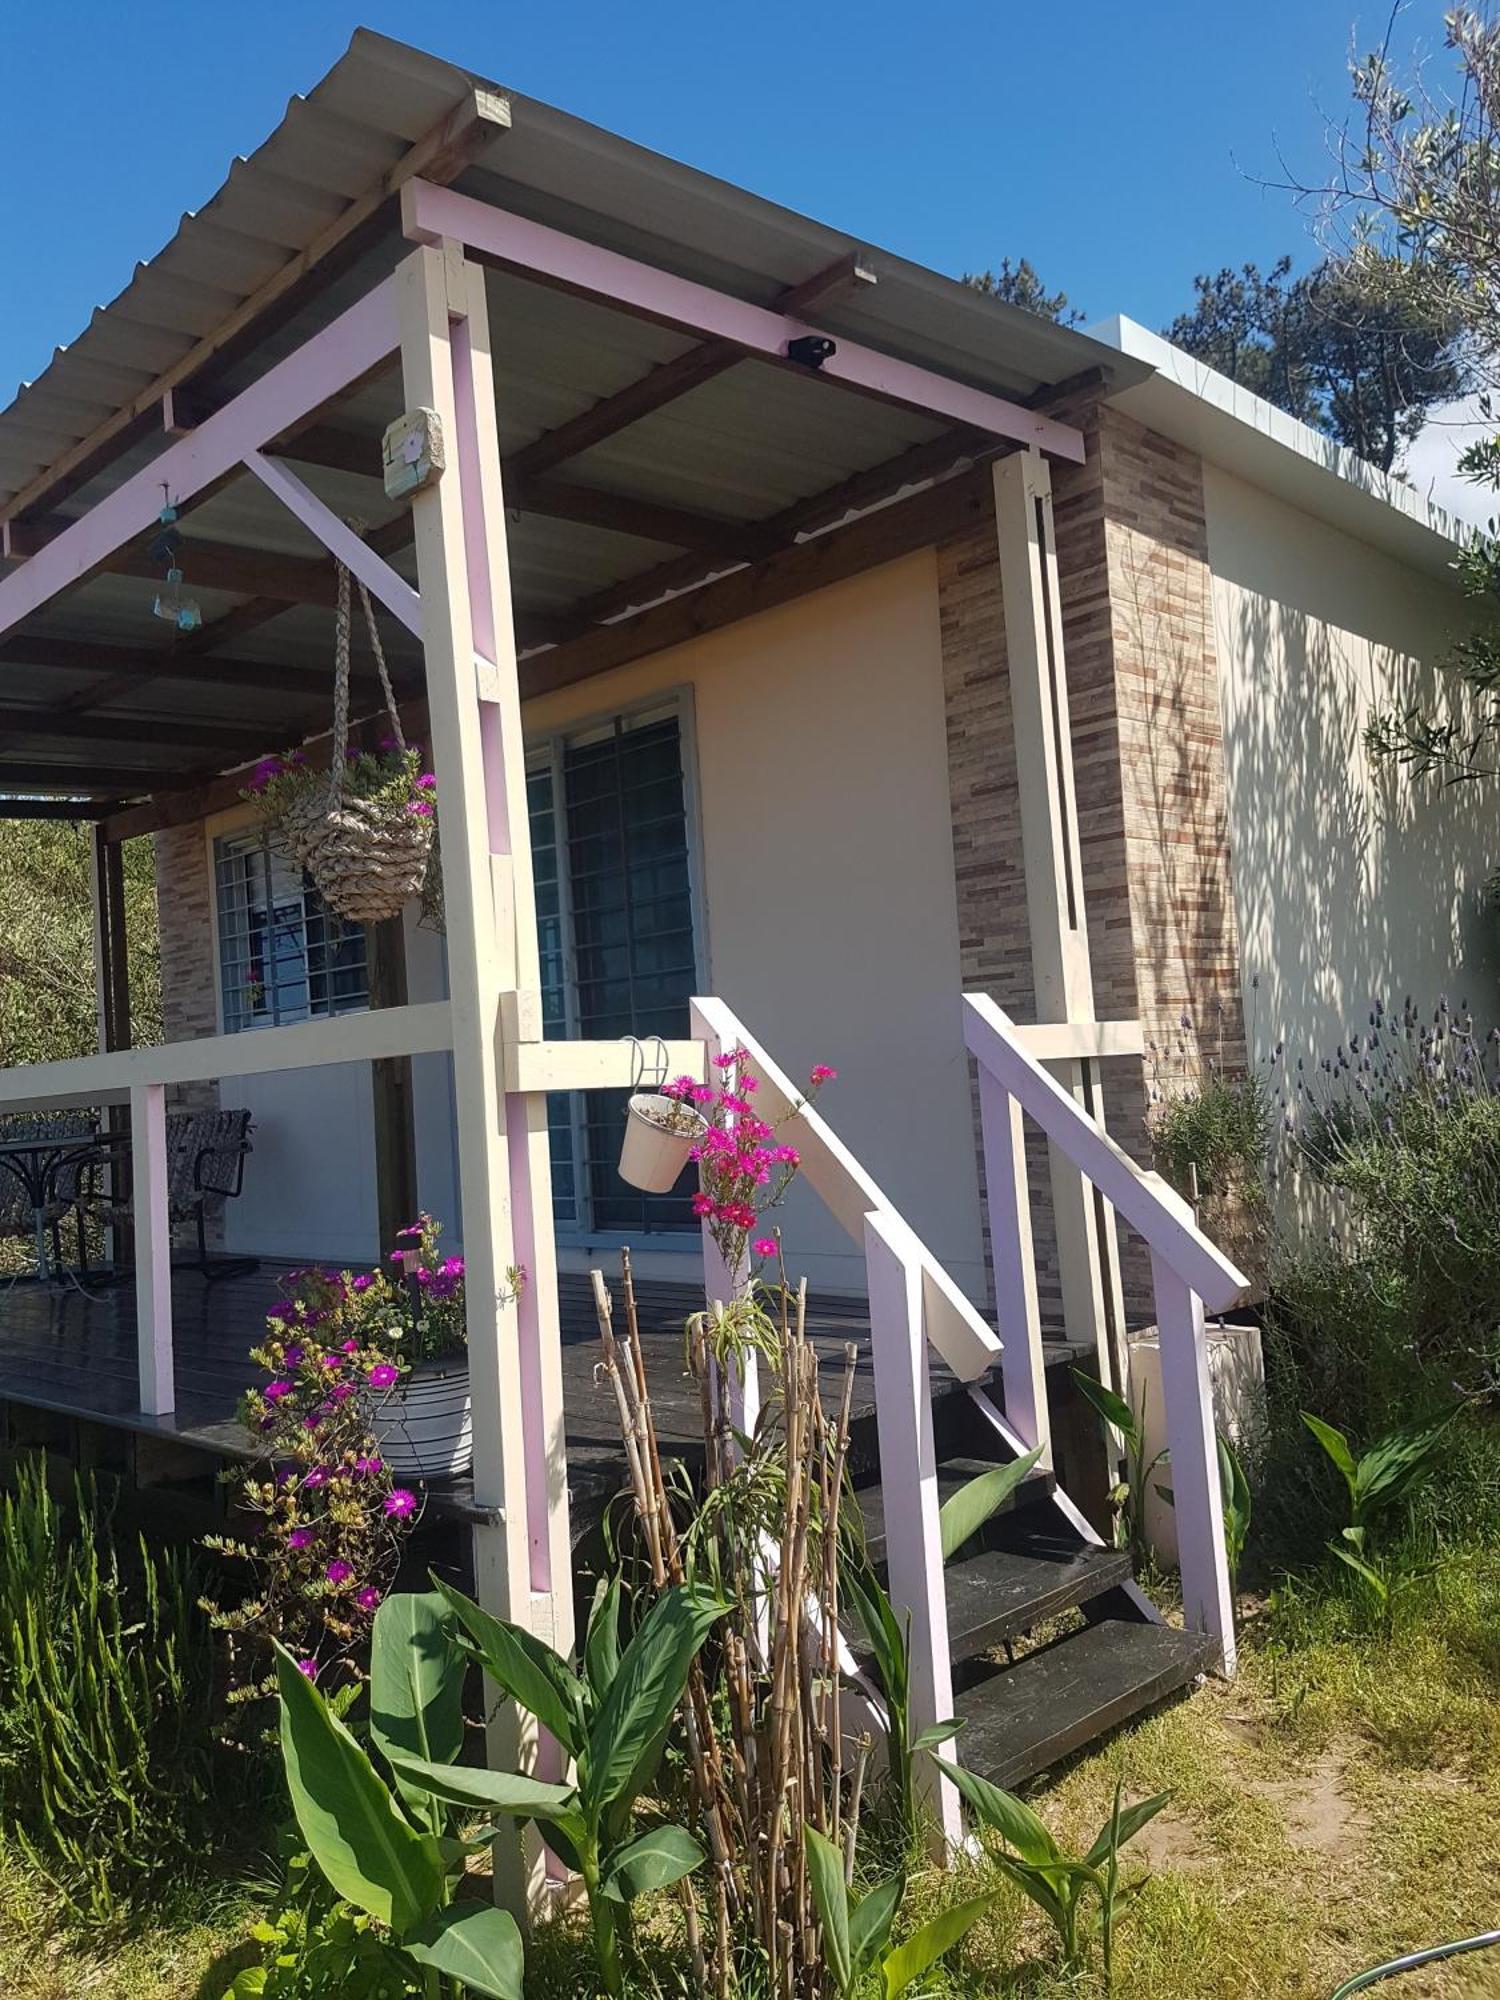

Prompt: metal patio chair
[
  {"left": 0, "top": 1110, "right": 102, "bottom": 1279},
  {"left": 78, "top": 1106, "right": 256, "bottom": 1278}
]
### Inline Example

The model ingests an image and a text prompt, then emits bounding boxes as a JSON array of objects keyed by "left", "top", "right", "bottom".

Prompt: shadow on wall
[{"left": 1218, "top": 581, "right": 1500, "bottom": 1086}]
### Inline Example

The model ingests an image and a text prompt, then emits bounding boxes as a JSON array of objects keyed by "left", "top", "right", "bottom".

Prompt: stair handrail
[
  {"left": 689, "top": 996, "right": 1001, "bottom": 1384},
  {"left": 963, "top": 990, "right": 1245, "bottom": 1677},
  {"left": 692, "top": 995, "right": 997, "bottom": 1850},
  {"left": 963, "top": 993, "right": 1248, "bottom": 1311}
]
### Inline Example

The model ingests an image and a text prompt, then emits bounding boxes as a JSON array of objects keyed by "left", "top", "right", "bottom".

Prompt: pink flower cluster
[{"left": 663, "top": 1048, "right": 836, "bottom": 1271}]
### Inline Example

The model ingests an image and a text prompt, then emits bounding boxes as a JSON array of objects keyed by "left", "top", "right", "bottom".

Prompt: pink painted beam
[
  {"left": 0, "top": 277, "right": 401, "bottom": 642},
  {"left": 242, "top": 450, "right": 422, "bottom": 637},
  {"left": 401, "top": 182, "right": 1086, "bottom": 466}
]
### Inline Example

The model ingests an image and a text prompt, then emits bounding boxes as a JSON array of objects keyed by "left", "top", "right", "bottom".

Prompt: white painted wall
[
  {"left": 202, "top": 556, "right": 983, "bottom": 1295},
  {"left": 221, "top": 1060, "right": 381, "bottom": 1263},
  {"left": 526, "top": 551, "right": 986, "bottom": 1298},
  {"left": 1205, "top": 462, "right": 1500, "bottom": 1084}
]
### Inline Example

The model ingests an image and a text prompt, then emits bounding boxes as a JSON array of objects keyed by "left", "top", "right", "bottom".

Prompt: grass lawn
[{"left": 6, "top": 1543, "right": 1500, "bottom": 2000}]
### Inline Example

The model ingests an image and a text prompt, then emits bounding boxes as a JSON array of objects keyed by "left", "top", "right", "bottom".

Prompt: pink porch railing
[{"left": 964, "top": 992, "right": 1248, "bottom": 1675}]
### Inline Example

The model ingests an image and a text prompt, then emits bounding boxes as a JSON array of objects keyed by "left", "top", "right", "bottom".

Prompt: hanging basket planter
[
  {"left": 371, "top": 1358, "right": 473, "bottom": 1480},
  {"left": 618, "top": 1091, "right": 707, "bottom": 1193},
  {"left": 245, "top": 558, "right": 435, "bottom": 927}
]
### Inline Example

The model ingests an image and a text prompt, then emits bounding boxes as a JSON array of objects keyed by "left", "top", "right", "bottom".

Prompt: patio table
[{"left": 0, "top": 1130, "right": 109, "bottom": 1282}]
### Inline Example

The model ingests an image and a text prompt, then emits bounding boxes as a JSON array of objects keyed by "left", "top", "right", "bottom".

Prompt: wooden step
[
  {"left": 942, "top": 1533, "right": 1133, "bottom": 1664},
  {"left": 852, "top": 1457, "right": 1055, "bottom": 1567},
  {"left": 953, "top": 1617, "right": 1216, "bottom": 1791}
]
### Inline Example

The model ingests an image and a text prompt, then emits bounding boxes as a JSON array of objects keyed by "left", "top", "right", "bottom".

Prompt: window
[
  {"left": 528, "top": 704, "right": 701, "bottom": 1236},
  {"left": 214, "top": 827, "right": 370, "bottom": 1032}
]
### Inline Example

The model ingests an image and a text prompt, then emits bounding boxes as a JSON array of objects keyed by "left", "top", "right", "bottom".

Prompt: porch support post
[
  {"left": 864, "top": 1209, "right": 960, "bottom": 1853},
  {"left": 1149, "top": 1254, "right": 1236, "bottom": 1673},
  {"left": 397, "top": 240, "right": 568, "bottom": 1912},
  {"left": 992, "top": 450, "right": 1127, "bottom": 1432},
  {"left": 89, "top": 827, "right": 133, "bottom": 1266},
  {"left": 130, "top": 1082, "right": 172, "bottom": 1414}
]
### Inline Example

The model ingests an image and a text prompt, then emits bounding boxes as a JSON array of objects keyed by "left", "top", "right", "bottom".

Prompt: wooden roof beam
[
  {"left": 5, "top": 518, "right": 345, "bottom": 606},
  {"left": 406, "top": 183, "right": 1084, "bottom": 462},
  {"left": 0, "top": 705, "right": 274, "bottom": 752},
  {"left": 0, "top": 634, "right": 352, "bottom": 696},
  {"left": 0, "top": 796, "right": 116, "bottom": 821},
  {"left": 549, "top": 424, "right": 991, "bottom": 637},
  {"left": 2, "top": 87, "right": 511, "bottom": 532},
  {"left": 0, "top": 761, "right": 201, "bottom": 795},
  {"left": 502, "top": 254, "right": 879, "bottom": 486}
]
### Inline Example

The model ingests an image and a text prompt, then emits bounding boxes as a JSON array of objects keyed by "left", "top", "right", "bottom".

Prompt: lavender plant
[{"left": 1279, "top": 994, "right": 1500, "bottom": 1404}]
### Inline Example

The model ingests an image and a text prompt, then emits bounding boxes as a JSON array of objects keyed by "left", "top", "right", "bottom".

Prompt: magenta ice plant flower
[
  {"left": 368, "top": 1363, "right": 400, "bottom": 1390},
  {"left": 325, "top": 1560, "right": 354, "bottom": 1586},
  {"left": 296, "top": 1657, "right": 319, "bottom": 1680},
  {"left": 384, "top": 1489, "right": 417, "bottom": 1519}
]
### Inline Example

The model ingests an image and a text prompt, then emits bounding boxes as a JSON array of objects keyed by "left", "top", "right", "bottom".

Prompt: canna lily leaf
[
  {"left": 1083, "top": 1789, "right": 1173, "bottom": 1868},
  {"left": 880, "top": 1888, "right": 1000, "bottom": 1999},
  {"left": 803, "top": 1825, "right": 852, "bottom": 1995},
  {"left": 369, "top": 1592, "right": 466, "bottom": 1825},
  {"left": 849, "top": 1872, "right": 904, "bottom": 1985},
  {"left": 1072, "top": 1370, "right": 1139, "bottom": 1443},
  {"left": 600, "top": 1823, "right": 705, "bottom": 1903},
  {"left": 273, "top": 1644, "right": 443, "bottom": 1936},
  {"left": 430, "top": 1574, "right": 587, "bottom": 1757},
  {"left": 939, "top": 1446, "right": 1045, "bottom": 1561},
  {"left": 911, "top": 1718, "right": 965, "bottom": 1755},
  {"left": 584, "top": 1584, "right": 725, "bottom": 1822},
  {"left": 385, "top": 1751, "right": 580, "bottom": 1835},
  {"left": 403, "top": 1902, "right": 524, "bottom": 2000},
  {"left": 1301, "top": 1412, "right": 1358, "bottom": 1494},
  {"left": 936, "top": 1757, "right": 1061, "bottom": 1866},
  {"left": 583, "top": 1575, "right": 623, "bottom": 1698}
]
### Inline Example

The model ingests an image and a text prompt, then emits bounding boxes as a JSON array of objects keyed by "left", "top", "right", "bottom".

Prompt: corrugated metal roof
[
  {"left": 0, "top": 28, "right": 1141, "bottom": 515},
  {"left": 0, "top": 30, "right": 1148, "bottom": 799}
]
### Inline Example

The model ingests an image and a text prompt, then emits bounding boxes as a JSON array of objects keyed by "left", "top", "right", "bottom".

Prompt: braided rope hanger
[{"left": 326, "top": 543, "right": 408, "bottom": 811}]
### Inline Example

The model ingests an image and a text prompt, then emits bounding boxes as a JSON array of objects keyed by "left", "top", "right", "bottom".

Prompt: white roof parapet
[{"left": 1092, "top": 314, "right": 1473, "bottom": 582}]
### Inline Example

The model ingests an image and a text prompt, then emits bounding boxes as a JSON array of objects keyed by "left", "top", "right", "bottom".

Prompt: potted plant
[
  {"left": 618, "top": 1082, "right": 710, "bottom": 1192},
  {"left": 242, "top": 562, "right": 437, "bottom": 927},
  {"left": 370, "top": 1216, "right": 472, "bottom": 1480}
]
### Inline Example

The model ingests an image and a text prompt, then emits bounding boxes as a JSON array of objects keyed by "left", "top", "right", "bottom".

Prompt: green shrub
[
  {"left": 1150, "top": 1050, "right": 1273, "bottom": 1286},
  {"left": 1254, "top": 996, "right": 1500, "bottom": 1566},
  {"left": 0, "top": 1456, "right": 227, "bottom": 1923}
]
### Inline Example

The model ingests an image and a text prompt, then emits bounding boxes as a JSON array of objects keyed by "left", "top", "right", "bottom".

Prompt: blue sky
[{"left": 1, "top": 0, "right": 1404, "bottom": 403}]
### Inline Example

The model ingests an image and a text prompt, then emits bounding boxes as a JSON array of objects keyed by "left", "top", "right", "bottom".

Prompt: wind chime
[{"left": 148, "top": 488, "right": 202, "bottom": 632}]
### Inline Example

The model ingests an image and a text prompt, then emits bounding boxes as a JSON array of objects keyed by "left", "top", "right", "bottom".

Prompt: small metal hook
[{"left": 622, "top": 1034, "right": 670, "bottom": 1093}]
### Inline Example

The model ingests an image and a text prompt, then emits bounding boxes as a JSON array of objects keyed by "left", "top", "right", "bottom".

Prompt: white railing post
[
  {"left": 864, "top": 1208, "right": 961, "bottom": 1852},
  {"left": 131, "top": 1082, "right": 173, "bottom": 1415},
  {"left": 1149, "top": 1253, "right": 1236, "bottom": 1674},
  {"left": 975, "top": 1060, "right": 1050, "bottom": 1468},
  {"left": 690, "top": 998, "right": 758, "bottom": 1440}
]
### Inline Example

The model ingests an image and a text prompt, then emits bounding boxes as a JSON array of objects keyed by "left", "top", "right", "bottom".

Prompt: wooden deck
[{"left": 0, "top": 1260, "right": 906, "bottom": 1516}]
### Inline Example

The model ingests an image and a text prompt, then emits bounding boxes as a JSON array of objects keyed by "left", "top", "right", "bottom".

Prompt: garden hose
[{"left": 1329, "top": 1928, "right": 1500, "bottom": 1996}]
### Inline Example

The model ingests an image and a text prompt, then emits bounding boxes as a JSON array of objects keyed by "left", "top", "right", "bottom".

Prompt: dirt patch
[
  {"left": 1135, "top": 1747, "right": 1368, "bottom": 1876},
  {"left": 1258, "top": 1755, "right": 1369, "bottom": 1861}
]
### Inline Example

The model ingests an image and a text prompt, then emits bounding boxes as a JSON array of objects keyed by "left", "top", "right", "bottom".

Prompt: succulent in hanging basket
[
  {"left": 244, "top": 742, "right": 437, "bottom": 924},
  {"left": 241, "top": 560, "right": 437, "bottom": 926}
]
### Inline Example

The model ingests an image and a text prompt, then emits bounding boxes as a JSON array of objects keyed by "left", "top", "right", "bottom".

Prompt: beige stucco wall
[
  {"left": 525, "top": 549, "right": 987, "bottom": 1298},
  {"left": 1204, "top": 462, "right": 1500, "bottom": 1083}
]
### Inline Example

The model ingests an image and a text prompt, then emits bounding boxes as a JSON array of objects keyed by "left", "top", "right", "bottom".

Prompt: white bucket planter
[
  {"left": 618, "top": 1092, "right": 706, "bottom": 1193},
  {"left": 372, "top": 1359, "right": 473, "bottom": 1480}
]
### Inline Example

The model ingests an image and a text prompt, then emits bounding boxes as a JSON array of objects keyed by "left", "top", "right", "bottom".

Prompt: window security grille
[
  {"left": 527, "top": 706, "right": 699, "bottom": 1236},
  {"left": 214, "top": 828, "right": 370, "bottom": 1033}
]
